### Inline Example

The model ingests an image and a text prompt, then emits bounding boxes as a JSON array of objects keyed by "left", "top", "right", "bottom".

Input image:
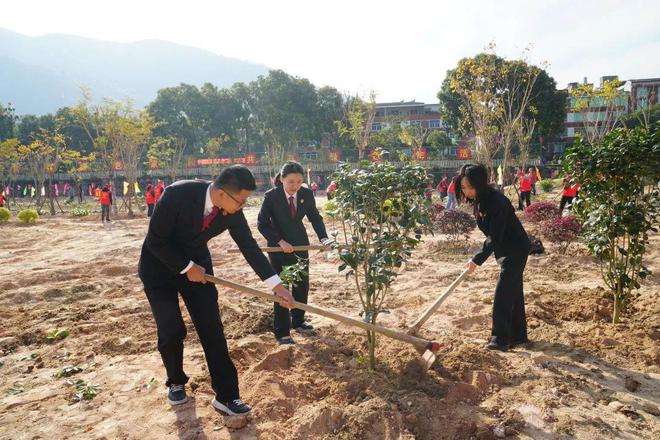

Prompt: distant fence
[{"left": 14, "top": 159, "right": 542, "bottom": 182}]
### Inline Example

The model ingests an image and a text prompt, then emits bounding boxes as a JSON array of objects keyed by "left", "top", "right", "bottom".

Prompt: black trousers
[
  {"left": 147, "top": 203, "right": 154, "bottom": 217},
  {"left": 492, "top": 254, "right": 528, "bottom": 345},
  {"left": 559, "top": 196, "right": 573, "bottom": 211},
  {"left": 101, "top": 205, "right": 110, "bottom": 221},
  {"left": 143, "top": 273, "right": 239, "bottom": 401},
  {"left": 269, "top": 252, "right": 310, "bottom": 339},
  {"left": 518, "top": 191, "right": 531, "bottom": 210}
]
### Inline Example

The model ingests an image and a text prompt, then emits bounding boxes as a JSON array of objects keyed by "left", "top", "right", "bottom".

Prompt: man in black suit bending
[{"left": 138, "top": 165, "right": 294, "bottom": 416}]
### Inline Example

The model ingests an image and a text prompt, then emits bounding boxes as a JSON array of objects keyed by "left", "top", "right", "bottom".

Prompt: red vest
[
  {"left": 519, "top": 176, "right": 532, "bottom": 192},
  {"left": 145, "top": 189, "right": 155, "bottom": 204},
  {"left": 100, "top": 190, "right": 111, "bottom": 206}
]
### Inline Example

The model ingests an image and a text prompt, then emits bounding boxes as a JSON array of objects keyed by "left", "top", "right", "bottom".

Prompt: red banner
[
  {"left": 197, "top": 154, "right": 259, "bottom": 166},
  {"left": 412, "top": 147, "right": 427, "bottom": 161},
  {"left": 369, "top": 149, "right": 383, "bottom": 162},
  {"left": 326, "top": 150, "right": 341, "bottom": 162},
  {"left": 457, "top": 146, "right": 471, "bottom": 160}
]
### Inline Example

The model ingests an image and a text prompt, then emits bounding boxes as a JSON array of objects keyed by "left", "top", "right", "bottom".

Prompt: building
[
  {"left": 371, "top": 100, "right": 443, "bottom": 132},
  {"left": 553, "top": 75, "right": 629, "bottom": 154},
  {"left": 629, "top": 78, "right": 660, "bottom": 112}
]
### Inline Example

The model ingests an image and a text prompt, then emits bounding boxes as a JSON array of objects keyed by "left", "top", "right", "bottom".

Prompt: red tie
[
  {"left": 201, "top": 206, "right": 219, "bottom": 232},
  {"left": 288, "top": 196, "right": 296, "bottom": 219}
]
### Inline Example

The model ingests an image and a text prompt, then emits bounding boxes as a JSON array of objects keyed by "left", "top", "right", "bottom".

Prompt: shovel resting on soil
[{"left": 204, "top": 274, "right": 440, "bottom": 369}]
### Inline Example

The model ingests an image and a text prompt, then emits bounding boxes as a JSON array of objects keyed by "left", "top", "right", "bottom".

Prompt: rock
[
  {"left": 404, "top": 414, "right": 417, "bottom": 424},
  {"left": 467, "top": 370, "right": 504, "bottom": 393},
  {"left": 608, "top": 400, "right": 624, "bottom": 412},
  {"left": 531, "top": 353, "right": 554, "bottom": 366},
  {"left": 528, "top": 320, "right": 540, "bottom": 329},
  {"left": 475, "top": 427, "right": 496, "bottom": 440},
  {"left": 641, "top": 402, "right": 660, "bottom": 416},
  {"left": 0, "top": 336, "right": 19, "bottom": 350},
  {"left": 493, "top": 423, "right": 506, "bottom": 438},
  {"left": 646, "top": 328, "right": 660, "bottom": 341},
  {"left": 624, "top": 377, "right": 641, "bottom": 392},
  {"left": 600, "top": 337, "right": 619, "bottom": 348},
  {"left": 222, "top": 415, "right": 249, "bottom": 430}
]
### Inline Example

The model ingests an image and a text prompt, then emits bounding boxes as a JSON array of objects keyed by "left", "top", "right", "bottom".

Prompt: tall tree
[
  {"left": 336, "top": 92, "right": 377, "bottom": 161},
  {"left": 0, "top": 103, "right": 18, "bottom": 141},
  {"left": 569, "top": 79, "right": 627, "bottom": 145}
]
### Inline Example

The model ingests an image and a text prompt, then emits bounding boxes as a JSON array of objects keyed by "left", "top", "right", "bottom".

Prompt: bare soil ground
[{"left": 0, "top": 195, "right": 658, "bottom": 439}]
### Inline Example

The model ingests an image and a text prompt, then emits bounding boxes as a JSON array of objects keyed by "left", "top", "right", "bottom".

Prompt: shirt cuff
[
  {"left": 264, "top": 274, "right": 282, "bottom": 289},
  {"left": 180, "top": 260, "right": 194, "bottom": 274}
]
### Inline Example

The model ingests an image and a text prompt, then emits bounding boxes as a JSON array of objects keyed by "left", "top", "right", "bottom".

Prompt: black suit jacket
[
  {"left": 257, "top": 185, "right": 327, "bottom": 248},
  {"left": 472, "top": 189, "right": 531, "bottom": 265},
  {"left": 138, "top": 179, "right": 276, "bottom": 287}
]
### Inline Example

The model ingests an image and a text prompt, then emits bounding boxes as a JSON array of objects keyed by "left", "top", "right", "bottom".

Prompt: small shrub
[
  {"left": 540, "top": 180, "right": 554, "bottom": 192},
  {"left": 541, "top": 215, "right": 582, "bottom": 254},
  {"left": 67, "top": 379, "right": 100, "bottom": 402},
  {"left": 71, "top": 207, "right": 90, "bottom": 217},
  {"left": 0, "top": 207, "right": 10, "bottom": 222},
  {"left": 524, "top": 202, "right": 561, "bottom": 223},
  {"left": 17, "top": 209, "right": 39, "bottom": 224},
  {"left": 434, "top": 208, "right": 476, "bottom": 243},
  {"left": 323, "top": 199, "right": 338, "bottom": 218},
  {"left": 46, "top": 328, "right": 70, "bottom": 341},
  {"left": 55, "top": 365, "right": 83, "bottom": 379}
]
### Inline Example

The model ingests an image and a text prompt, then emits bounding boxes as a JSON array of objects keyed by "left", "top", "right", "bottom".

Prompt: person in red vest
[
  {"left": 154, "top": 180, "right": 165, "bottom": 203},
  {"left": 559, "top": 176, "right": 580, "bottom": 212},
  {"left": 310, "top": 181, "right": 318, "bottom": 196},
  {"left": 145, "top": 184, "right": 156, "bottom": 217},
  {"left": 445, "top": 177, "right": 457, "bottom": 209},
  {"left": 0, "top": 191, "right": 6, "bottom": 209},
  {"left": 437, "top": 176, "right": 448, "bottom": 201},
  {"left": 517, "top": 170, "right": 532, "bottom": 210},
  {"left": 100, "top": 184, "right": 113, "bottom": 223},
  {"left": 528, "top": 167, "right": 537, "bottom": 195}
]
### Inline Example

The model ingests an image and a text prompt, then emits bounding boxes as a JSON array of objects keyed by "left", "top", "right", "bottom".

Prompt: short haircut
[
  {"left": 280, "top": 161, "right": 305, "bottom": 178},
  {"left": 213, "top": 165, "right": 256, "bottom": 193}
]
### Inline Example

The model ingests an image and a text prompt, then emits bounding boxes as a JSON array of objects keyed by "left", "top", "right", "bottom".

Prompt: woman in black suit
[
  {"left": 456, "top": 164, "right": 531, "bottom": 351},
  {"left": 258, "top": 161, "right": 331, "bottom": 345}
]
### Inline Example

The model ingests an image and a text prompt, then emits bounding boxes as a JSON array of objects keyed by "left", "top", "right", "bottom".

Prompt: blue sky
[{"left": 2, "top": 0, "right": 658, "bottom": 102}]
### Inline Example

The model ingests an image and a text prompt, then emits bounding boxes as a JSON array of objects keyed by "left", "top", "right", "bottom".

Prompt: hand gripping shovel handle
[
  {"left": 408, "top": 268, "right": 470, "bottom": 335},
  {"left": 203, "top": 274, "right": 439, "bottom": 365}
]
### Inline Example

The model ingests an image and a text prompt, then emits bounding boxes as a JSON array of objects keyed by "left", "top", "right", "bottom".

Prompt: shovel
[
  {"left": 227, "top": 245, "right": 330, "bottom": 254},
  {"left": 407, "top": 269, "right": 469, "bottom": 335},
  {"left": 204, "top": 274, "right": 440, "bottom": 369}
]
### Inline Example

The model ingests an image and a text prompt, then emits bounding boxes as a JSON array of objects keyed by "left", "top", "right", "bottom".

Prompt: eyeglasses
[{"left": 220, "top": 188, "right": 248, "bottom": 207}]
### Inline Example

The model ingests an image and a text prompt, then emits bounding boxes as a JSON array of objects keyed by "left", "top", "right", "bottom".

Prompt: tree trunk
[
  {"left": 367, "top": 330, "right": 376, "bottom": 371},
  {"left": 48, "top": 176, "right": 55, "bottom": 215},
  {"left": 612, "top": 285, "right": 623, "bottom": 324}
]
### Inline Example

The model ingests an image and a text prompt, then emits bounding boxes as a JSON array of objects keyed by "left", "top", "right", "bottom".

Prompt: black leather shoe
[
  {"left": 293, "top": 322, "right": 314, "bottom": 331},
  {"left": 277, "top": 336, "right": 295, "bottom": 345},
  {"left": 485, "top": 337, "right": 509, "bottom": 352}
]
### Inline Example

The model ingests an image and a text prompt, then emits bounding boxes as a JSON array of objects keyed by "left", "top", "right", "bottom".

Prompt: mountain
[{"left": 0, "top": 28, "right": 269, "bottom": 115}]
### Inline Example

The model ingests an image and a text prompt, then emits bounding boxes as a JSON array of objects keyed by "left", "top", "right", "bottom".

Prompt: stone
[
  {"left": 222, "top": 415, "right": 249, "bottom": 430},
  {"left": 493, "top": 423, "right": 506, "bottom": 438},
  {"left": 641, "top": 402, "right": 660, "bottom": 416},
  {"left": 624, "top": 377, "right": 641, "bottom": 392},
  {"left": 467, "top": 370, "right": 504, "bottom": 393},
  {"left": 600, "top": 337, "right": 619, "bottom": 348},
  {"left": 531, "top": 353, "right": 554, "bottom": 366},
  {"left": 528, "top": 320, "right": 540, "bottom": 329},
  {"left": 607, "top": 400, "right": 624, "bottom": 412}
]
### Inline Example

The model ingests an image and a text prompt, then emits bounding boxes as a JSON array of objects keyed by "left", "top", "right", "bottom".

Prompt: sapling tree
[
  {"left": 564, "top": 126, "right": 660, "bottom": 323},
  {"left": 330, "top": 161, "right": 432, "bottom": 369}
]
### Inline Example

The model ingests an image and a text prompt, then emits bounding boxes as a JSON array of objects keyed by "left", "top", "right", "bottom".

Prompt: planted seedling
[
  {"left": 46, "top": 329, "right": 70, "bottom": 341},
  {"left": 67, "top": 379, "right": 100, "bottom": 402},
  {"left": 55, "top": 365, "right": 83, "bottom": 379}
]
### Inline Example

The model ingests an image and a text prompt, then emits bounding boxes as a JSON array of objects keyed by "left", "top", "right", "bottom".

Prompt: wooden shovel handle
[
  {"left": 203, "top": 274, "right": 435, "bottom": 353},
  {"left": 408, "top": 269, "right": 470, "bottom": 334}
]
